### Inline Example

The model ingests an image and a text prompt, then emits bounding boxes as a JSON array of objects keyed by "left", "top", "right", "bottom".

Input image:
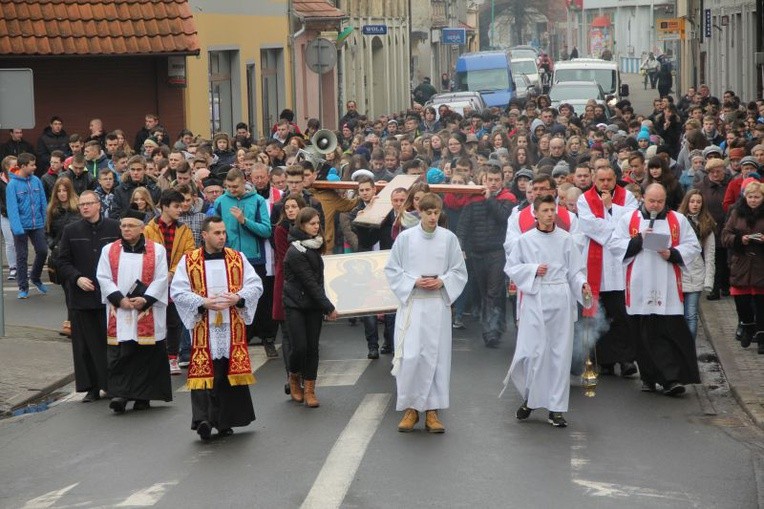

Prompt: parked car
[
  {"left": 552, "top": 58, "right": 629, "bottom": 102},
  {"left": 510, "top": 58, "right": 541, "bottom": 92},
  {"left": 513, "top": 74, "right": 536, "bottom": 100},
  {"left": 425, "top": 91, "right": 487, "bottom": 118},
  {"left": 549, "top": 80, "right": 613, "bottom": 119},
  {"left": 509, "top": 45, "right": 539, "bottom": 61},
  {"left": 454, "top": 51, "right": 516, "bottom": 109}
]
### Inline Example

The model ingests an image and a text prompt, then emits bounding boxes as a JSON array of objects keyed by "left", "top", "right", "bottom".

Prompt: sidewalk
[
  {"left": 0, "top": 325, "right": 73, "bottom": 416},
  {"left": 701, "top": 297, "right": 764, "bottom": 428}
]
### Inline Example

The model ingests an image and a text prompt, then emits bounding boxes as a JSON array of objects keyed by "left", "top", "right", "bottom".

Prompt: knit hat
[
  {"left": 702, "top": 145, "right": 722, "bottom": 158},
  {"left": 740, "top": 156, "right": 759, "bottom": 168},
  {"left": 515, "top": 168, "right": 534, "bottom": 180},
  {"left": 426, "top": 167, "right": 446, "bottom": 184},
  {"left": 728, "top": 147, "right": 746, "bottom": 160},
  {"left": 552, "top": 162, "right": 570, "bottom": 178},
  {"left": 351, "top": 169, "right": 374, "bottom": 181},
  {"left": 605, "top": 124, "right": 619, "bottom": 133},
  {"left": 326, "top": 168, "right": 341, "bottom": 182},
  {"left": 645, "top": 145, "right": 658, "bottom": 158},
  {"left": 637, "top": 129, "right": 650, "bottom": 141},
  {"left": 142, "top": 138, "right": 159, "bottom": 148}
]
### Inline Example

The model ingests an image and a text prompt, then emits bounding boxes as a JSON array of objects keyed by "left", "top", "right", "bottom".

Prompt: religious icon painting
[{"left": 323, "top": 251, "right": 399, "bottom": 317}]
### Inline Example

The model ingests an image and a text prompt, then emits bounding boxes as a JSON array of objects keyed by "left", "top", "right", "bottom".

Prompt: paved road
[{"left": 1, "top": 304, "right": 762, "bottom": 508}]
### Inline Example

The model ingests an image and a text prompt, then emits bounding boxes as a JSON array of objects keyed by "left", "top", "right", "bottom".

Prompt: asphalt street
[{"left": 1, "top": 306, "right": 763, "bottom": 508}]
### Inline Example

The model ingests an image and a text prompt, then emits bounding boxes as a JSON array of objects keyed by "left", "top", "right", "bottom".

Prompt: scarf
[{"left": 291, "top": 235, "right": 324, "bottom": 252}]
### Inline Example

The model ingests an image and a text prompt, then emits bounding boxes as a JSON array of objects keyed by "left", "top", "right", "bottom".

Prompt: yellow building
[{"left": 185, "top": 0, "right": 292, "bottom": 139}]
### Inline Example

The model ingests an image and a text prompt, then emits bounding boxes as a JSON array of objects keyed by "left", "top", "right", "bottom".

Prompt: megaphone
[{"left": 311, "top": 129, "right": 337, "bottom": 155}]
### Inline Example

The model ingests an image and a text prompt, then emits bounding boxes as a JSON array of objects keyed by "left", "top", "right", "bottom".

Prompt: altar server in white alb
[
  {"left": 171, "top": 216, "right": 262, "bottom": 441},
  {"left": 384, "top": 193, "right": 467, "bottom": 434},
  {"left": 610, "top": 184, "right": 701, "bottom": 396},
  {"left": 503, "top": 195, "right": 590, "bottom": 428},
  {"left": 96, "top": 208, "right": 172, "bottom": 414}
]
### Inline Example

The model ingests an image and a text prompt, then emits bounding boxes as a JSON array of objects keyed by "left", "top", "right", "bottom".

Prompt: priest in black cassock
[
  {"left": 96, "top": 208, "right": 172, "bottom": 413},
  {"left": 171, "top": 216, "right": 263, "bottom": 441}
]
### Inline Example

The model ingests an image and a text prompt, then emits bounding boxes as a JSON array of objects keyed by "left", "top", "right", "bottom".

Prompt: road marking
[
  {"left": 572, "top": 479, "right": 700, "bottom": 504},
  {"left": 300, "top": 393, "right": 391, "bottom": 509},
  {"left": 316, "top": 359, "right": 371, "bottom": 387},
  {"left": 22, "top": 483, "right": 79, "bottom": 508},
  {"left": 176, "top": 346, "right": 272, "bottom": 392},
  {"left": 115, "top": 481, "right": 178, "bottom": 507}
]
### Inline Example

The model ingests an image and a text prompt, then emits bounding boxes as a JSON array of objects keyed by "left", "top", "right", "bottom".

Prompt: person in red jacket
[{"left": 723, "top": 155, "right": 760, "bottom": 213}]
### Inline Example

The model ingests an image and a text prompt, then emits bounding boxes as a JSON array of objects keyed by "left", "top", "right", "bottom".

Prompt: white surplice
[
  {"left": 609, "top": 210, "right": 701, "bottom": 316},
  {"left": 503, "top": 227, "right": 587, "bottom": 412},
  {"left": 96, "top": 241, "right": 169, "bottom": 342},
  {"left": 576, "top": 190, "right": 638, "bottom": 291},
  {"left": 384, "top": 224, "right": 468, "bottom": 412},
  {"left": 170, "top": 252, "right": 262, "bottom": 360}
]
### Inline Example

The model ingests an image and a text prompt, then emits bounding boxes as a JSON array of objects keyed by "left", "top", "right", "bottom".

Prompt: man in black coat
[
  {"left": 56, "top": 190, "right": 121, "bottom": 402},
  {"left": 110, "top": 155, "right": 161, "bottom": 219},
  {"left": 0, "top": 129, "right": 35, "bottom": 159},
  {"left": 36, "top": 117, "right": 69, "bottom": 173}
]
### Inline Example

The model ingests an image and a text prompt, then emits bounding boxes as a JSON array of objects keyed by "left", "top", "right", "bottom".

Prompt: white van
[{"left": 552, "top": 58, "right": 629, "bottom": 101}]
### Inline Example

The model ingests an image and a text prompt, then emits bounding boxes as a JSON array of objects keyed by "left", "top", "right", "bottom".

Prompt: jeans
[
  {"left": 179, "top": 327, "right": 191, "bottom": 363},
  {"left": 1, "top": 215, "right": 17, "bottom": 269},
  {"left": 362, "top": 314, "right": 395, "bottom": 349},
  {"left": 470, "top": 250, "right": 506, "bottom": 343},
  {"left": 683, "top": 291, "right": 700, "bottom": 340},
  {"left": 13, "top": 228, "right": 47, "bottom": 292}
]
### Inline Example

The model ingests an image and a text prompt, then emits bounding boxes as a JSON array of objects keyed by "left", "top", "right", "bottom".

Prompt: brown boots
[
  {"left": 303, "top": 379, "right": 319, "bottom": 408},
  {"left": 398, "top": 409, "right": 445, "bottom": 433},
  {"left": 397, "top": 409, "right": 419, "bottom": 432},
  {"left": 425, "top": 410, "right": 445, "bottom": 433},
  {"left": 288, "top": 373, "right": 303, "bottom": 403}
]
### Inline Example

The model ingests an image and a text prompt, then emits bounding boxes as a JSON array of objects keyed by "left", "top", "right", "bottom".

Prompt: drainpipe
[{"left": 288, "top": 0, "right": 306, "bottom": 122}]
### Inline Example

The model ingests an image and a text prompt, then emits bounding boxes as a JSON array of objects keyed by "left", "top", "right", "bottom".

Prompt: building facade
[
  {"left": 186, "top": 0, "right": 292, "bottom": 139},
  {"left": 335, "top": 0, "right": 411, "bottom": 119}
]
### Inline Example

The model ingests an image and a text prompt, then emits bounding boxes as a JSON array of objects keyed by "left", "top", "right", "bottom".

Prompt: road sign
[
  {"left": 441, "top": 28, "right": 467, "bottom": 45},
  {"left": 704, "top": 9, "right": 712, "bottom": 38},
  {"left": 0, "top": 69, "right": 35, "bottom": 129},
  {"left": 305, "top": 38, "right": 337, "bottom": 75},
  {"left": 656, "top": 18, "right": 685, "bottom": 42},
  {"left": 362, "top": 25, "right": 387, "bottom": 36}
]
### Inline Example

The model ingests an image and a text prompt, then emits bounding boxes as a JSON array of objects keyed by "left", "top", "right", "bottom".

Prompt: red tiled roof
[
  {"left": 293, "top": 0, "right": 346, "bottom": 21},
  {"left": 0, "top": 0, "right": 200, "bottom": 57}
]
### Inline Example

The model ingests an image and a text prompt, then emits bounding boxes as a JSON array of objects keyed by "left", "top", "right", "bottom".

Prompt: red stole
[
  {"left": 625, "top": 210, "right": 683, "bottom": 307},
  {"left": 517, "top": 205, "right": 572, "bottom": 233},
  {"left": 582, "top": 185, "right": 627, "bottom": 317},
  {"left": 185, "top": 247, "right": 255, "bottom": 389},
  {"left": 106, "top": 240, "right": 156, "bottom": 345}
]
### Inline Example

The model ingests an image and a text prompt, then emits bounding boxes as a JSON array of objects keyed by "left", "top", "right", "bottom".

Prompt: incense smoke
[{"left": 570, "top": 302, "right": 610, "bottom": 376}]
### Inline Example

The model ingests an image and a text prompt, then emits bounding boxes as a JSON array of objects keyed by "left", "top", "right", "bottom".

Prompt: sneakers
[
  {"left": 197, "top": 420, "right": 212, "bottom": 441},
  {"left": 380, "top": 344, "right": 393, "bottom": 355},
  {"left": 663, "top": 382, "right": 685, "bottom": 396},
  {"left": 17, "top": 290, "right": 28, "bottom": 299},
  {"left": 452, "top": 319, "right": 465, "bottom": 329},
  {"left": 367, "top": 347, "right": 380, "bottom": 359},
  {"left": 7, "top": 268, "right": 16, "bottom": 280},
  {"left": 641, "top": 381, "right": 657, "bottom": 392},
  {"left": 109, "top": 397, "right": 127, "bottom": 414},
  {"left": 31, "top": 280, "right": 47, "bottom": 294},
  {"left": 263, "top": 341, "right": 279, "bottom": 359},
  {"left": 516, "top": 401, "right": 532, "bottom": 420},
  {"left": 548, "top": 412, "right": 568, "bottom": 427},
  {"left": 169, "top": 357, "right": 181, "bottom": 375},
  {"left": 620, "top": 361, "right": 638, "bottom": 377},
  {"left": 178, "top": 359, "right": 190, "bottom": 368}
]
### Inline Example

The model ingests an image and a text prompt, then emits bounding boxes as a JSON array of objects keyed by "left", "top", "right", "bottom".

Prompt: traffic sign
[
  {"left": 442, "top": 28, "right": 466, "bottom": 45},
  {"left": 656, "top": 18, "right": 685, "bottom": 42},
  {"left": 305, "top": 38, "right": 337, "bottom": 75},
  {"left": 362, "top": 25, "right": 387, "bottom": 36}
]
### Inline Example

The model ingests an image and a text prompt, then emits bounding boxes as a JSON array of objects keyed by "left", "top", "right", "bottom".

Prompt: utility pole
[{"left": 491, "top": 0, "right": 495, "bottom": 49}]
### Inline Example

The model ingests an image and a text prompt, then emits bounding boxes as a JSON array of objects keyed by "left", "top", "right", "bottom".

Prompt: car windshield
[
  {"left": 455, "top": 69, "right": 510, "bottom": 93},
  {"left": 512, "top": 60, "right": 537, "bottom": 75},
  {"left": 549, "top": 85, "right": 601, "bottom": 101},
  {"left": 553, "top": 69, "right": 616, "bottom": 93},
  {"left": 510, "top": 49, "right": 537, "bottom": 60}
]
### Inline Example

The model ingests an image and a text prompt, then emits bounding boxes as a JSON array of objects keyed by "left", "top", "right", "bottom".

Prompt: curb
[
  {"left": 700, "top": 300, "right": 764, "bottom": 429},
  {"left": 0, "top": 372, "right": 75, "bottom": 418}
]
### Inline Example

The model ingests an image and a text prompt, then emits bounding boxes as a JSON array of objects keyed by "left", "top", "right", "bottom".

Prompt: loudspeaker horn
[{"left": 311, "top": 129, "right": 337, "bottom": 154}]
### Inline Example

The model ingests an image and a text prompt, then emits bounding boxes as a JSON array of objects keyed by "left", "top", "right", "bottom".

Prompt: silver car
[
  {"left": 511, "top": 58, "right": 541, "bottom": 92},
  {"left": 425, "top": 91, "right": 487, "bottom": 118}
]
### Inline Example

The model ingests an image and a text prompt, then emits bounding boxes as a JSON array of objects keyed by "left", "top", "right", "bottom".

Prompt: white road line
[
  {"left": 114, "top": 481, "right": 178, "bottom": 507},
  {"left": 316, "top": 359, "right": 371, "bottom": 387},
  {"left": 572, "top": 479, "right": 700, "bottom": 505},
  {"left": 22, "top": 483, "right": 79, "bottom": 508},
  {"left": 300, "top": 393, "right": 391, "bottom": 509}
]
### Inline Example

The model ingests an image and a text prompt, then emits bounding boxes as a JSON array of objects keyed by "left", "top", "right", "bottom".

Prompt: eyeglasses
[{"left": 77, "top": 201, "right": 99, "bottom": 208}]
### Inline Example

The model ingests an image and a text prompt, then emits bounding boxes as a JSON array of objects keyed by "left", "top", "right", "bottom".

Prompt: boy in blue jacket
[{"left": 6, "top": 153, "right": 49, "bottom": 298}]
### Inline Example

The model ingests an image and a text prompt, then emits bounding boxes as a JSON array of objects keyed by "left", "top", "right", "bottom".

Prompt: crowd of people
[{"left": 1, "top": 78, "right": 764, "bottom": 437}]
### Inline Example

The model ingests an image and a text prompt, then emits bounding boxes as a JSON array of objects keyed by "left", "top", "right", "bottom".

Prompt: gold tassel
[
  {"left": 214, "top": 311, "right": 223, "bottom": 327},
  {"left": 185, "top": 377, "right": 214, "bottom": 390},
  {"left": 228, "top": 373, "right": 256, "bottom": 386}
]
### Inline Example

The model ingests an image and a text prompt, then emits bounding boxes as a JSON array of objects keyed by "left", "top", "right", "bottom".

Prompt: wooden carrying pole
[{"left": 312, "top": 175, "right": 485, "bottom": 227}]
